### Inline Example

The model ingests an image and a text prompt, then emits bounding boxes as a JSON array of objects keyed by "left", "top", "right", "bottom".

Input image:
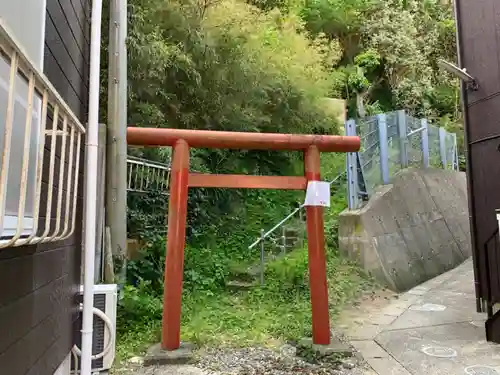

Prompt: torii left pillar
[
  {"left": 163, "top": 139, "right": 190, "bottom": 350},
  {"left": 127, "top": 127, "right": 361, "bottom": 364}
]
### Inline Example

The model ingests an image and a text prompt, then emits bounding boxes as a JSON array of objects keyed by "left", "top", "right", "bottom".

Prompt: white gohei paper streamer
[{"left": 304, "top": 181, "right": 330, "bottom": 207}]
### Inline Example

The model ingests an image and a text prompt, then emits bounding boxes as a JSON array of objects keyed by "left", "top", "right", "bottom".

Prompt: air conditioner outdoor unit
[{"left": 72, "top": 284, "right": 118, "bottom": 374}]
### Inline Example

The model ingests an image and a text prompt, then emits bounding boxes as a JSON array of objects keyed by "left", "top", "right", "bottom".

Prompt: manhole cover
[
  {"left": 410, "top": 303, "right": 447, "bottom": 312},
  {"left": 465, "top": 365, "right": 499, "bottom": 375},
  {"left": 421, "top": 346, "right": 457, "bottom": 358}
]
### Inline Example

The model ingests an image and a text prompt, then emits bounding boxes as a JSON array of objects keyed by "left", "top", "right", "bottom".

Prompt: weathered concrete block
[
  {"left": 144, "top": 342, "right": 194, "bottom": 366},
  {"left": 339, "top": 168, "right": 471, "bottom": 292},
  {"left": 298, "top": 337, "right": 354, "bottom": 358}
]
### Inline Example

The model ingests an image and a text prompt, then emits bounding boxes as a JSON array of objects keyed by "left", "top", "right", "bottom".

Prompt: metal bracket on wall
[
  {"left": 437, "top": 59, "right": 479, "bottom": 92},
  {"left": 466, "top": 79, "right": 479, "bottom": 92}
]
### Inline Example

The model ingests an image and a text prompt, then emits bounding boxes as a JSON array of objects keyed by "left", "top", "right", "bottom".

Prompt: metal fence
[
  {"left": 345, "top": 110, "right": 459, "bottom": 210},
  {"left": 127, "top": 156, "right": 171, "bottom": 194},
  {"left": 247, "top": 172, "right": 347, "bottom": 284},
  {"left": 126, "top": 111, "right": 459, "bottom": 285}
]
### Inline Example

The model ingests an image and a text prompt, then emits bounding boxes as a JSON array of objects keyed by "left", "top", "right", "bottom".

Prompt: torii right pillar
[{"left": 304, "top": 144, "right": 331, "bottom": 345}]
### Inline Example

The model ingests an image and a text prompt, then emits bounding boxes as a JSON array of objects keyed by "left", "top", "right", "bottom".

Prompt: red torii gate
[{"left": 127, "top": 127, "right": 360, "bottom": 351}]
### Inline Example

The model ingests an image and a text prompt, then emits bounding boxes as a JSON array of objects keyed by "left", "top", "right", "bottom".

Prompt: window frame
[{"left": 0, "top": 0, "right": 46, "bottom": 239}]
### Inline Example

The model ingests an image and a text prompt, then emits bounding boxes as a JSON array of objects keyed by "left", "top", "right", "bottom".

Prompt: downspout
[{"left": 81, "top": 0, "right": 103, "bottom": 373}]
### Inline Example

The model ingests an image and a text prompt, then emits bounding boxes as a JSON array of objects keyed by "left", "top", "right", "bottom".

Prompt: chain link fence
[{"left": 346, "top": 110, "right": 459, "bottom": 209}]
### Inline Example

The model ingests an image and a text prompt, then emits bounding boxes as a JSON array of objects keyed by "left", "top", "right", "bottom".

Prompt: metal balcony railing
[{"left": 0, "top": 19, "right": 85, "bottom": 248}]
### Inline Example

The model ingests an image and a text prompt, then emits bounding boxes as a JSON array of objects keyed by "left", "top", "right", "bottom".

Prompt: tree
[
  {"left": 298, "top": 0, "right": 458, "bottom": 119},
  {"left": 125, "top": 0, "right": 342, "bottom": 246}
]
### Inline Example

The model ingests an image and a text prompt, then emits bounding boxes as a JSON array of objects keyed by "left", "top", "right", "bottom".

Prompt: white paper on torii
[{"left": 304, "top": 181, "right": 330, "bottom": 207}]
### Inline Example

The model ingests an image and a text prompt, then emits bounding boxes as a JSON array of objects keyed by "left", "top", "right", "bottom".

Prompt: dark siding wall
[
  {"left": 0, "top": 1, "right": 90, "bottom": 374},
  {"left": 456, "top": 0, "right": 500, "bottom": 304},
  {"left": 44, "top": 0, "right": 90, "bottom": 119}
]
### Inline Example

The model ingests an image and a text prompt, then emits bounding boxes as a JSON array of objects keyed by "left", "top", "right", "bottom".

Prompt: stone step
[
  {"left": 226, "top": 280, "right": 256, "bottom": 292},
  {"left": 229, "top": 268, "right": 258, "bottom": 282}
]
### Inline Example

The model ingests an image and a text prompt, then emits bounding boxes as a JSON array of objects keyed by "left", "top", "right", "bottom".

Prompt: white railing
[
  {"left": 248, "top": 171, "right": 347, "bottom": 250},
  {"left": 127, "top": 156, "right": 170, "bottom": 193},
  {"left": 0, "top": 19, "right": 86, "bottom": 248}
]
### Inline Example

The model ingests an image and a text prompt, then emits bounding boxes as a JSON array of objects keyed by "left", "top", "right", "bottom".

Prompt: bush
[
  {"left": 263, "top": 249, "right": 310, "bottom": 297},
  {"left": 118, "top": 282, "right": 163, "bottom": 330}
]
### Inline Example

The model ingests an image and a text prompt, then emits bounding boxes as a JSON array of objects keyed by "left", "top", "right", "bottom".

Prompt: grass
[
  {"left": 115, "top": 247, "right": 374, "bottom": 364},
  {"left": 117, "top": 157, "right": 374, "bottom": 365}
]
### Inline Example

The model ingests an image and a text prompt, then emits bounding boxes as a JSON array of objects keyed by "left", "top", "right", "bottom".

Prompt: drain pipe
[{"left": 81, "top": 0, "right": 103, "bottom": 374}]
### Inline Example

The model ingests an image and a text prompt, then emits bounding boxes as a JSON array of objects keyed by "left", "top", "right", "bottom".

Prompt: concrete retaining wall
[{"left": 339, "top": 168, "right": 471, "bottom": 292}]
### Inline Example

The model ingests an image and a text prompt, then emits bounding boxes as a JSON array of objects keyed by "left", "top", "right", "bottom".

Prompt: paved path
[{"left": 341, "top": 259, "right": 500, "bottom": 375}]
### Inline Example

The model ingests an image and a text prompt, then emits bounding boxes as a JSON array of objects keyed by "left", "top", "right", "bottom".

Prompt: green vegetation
[
  {"left": 101, "top": 0, "right": 461, "bottom": 363},
  {"left": 117, "top": 190, "right": 372, "bottom": 361},
  {"left": 118, "top": 251, "right": 372, "bottom": 357}
]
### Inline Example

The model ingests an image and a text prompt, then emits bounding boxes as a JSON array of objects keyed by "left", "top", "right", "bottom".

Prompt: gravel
[
  {"left": 119, "top": 345, "right": 370, "bottom": 375},
  {"left": 119, "top": 338, "right": 370, "bottom": 375},
  {"left": 194, "top": 345, "right": 369, "bottom": 375}
]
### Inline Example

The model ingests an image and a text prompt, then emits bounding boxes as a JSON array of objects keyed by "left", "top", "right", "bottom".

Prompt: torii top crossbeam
[{"left": 127, "top": 127, "right": 360, "bottom": 152}]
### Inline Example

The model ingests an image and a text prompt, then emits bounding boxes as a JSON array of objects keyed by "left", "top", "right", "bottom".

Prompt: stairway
[{"left": 226, "top": 224, "right": 305, "bottom": 291}]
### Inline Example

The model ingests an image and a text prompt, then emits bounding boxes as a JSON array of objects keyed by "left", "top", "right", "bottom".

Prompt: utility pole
[{"left": 106, "top": 0, "right": 128, "bottom": 288}]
